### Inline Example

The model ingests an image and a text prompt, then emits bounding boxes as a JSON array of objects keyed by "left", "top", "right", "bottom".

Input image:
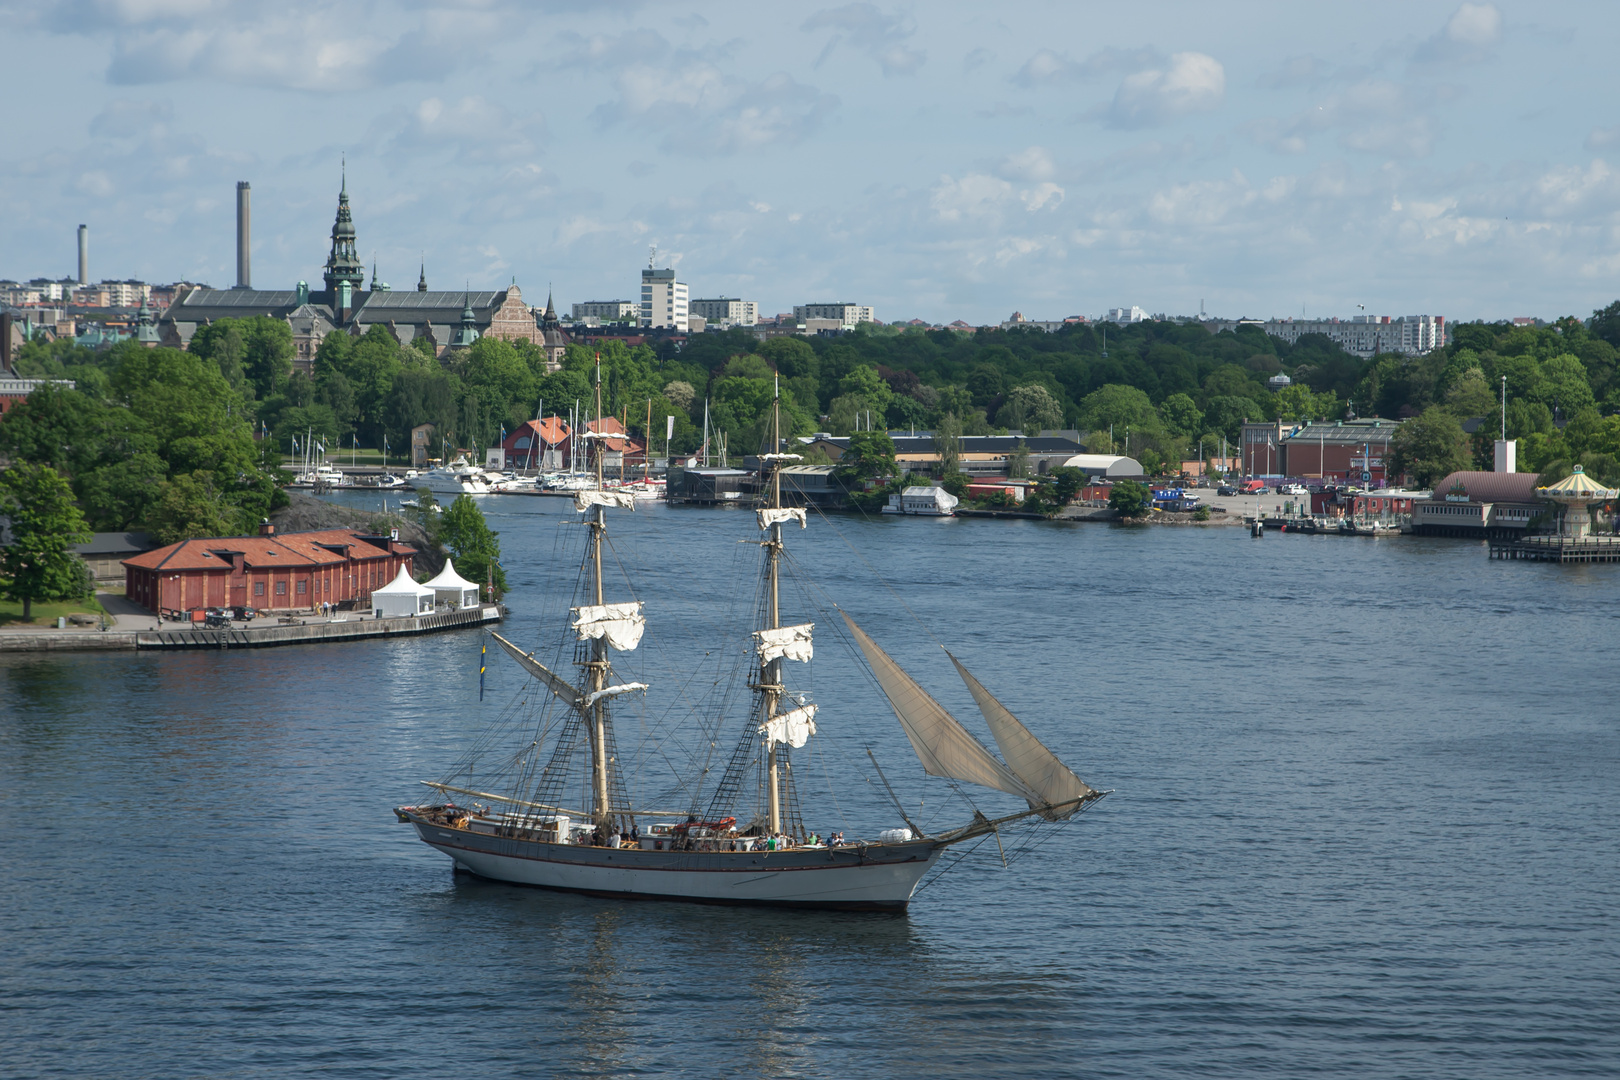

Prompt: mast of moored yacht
[
  {"left": 763, "top": 378, "right": 784, "bottom": 835},
  {"left": 586, "top": 358, "right": 611, "bottom": 830}
]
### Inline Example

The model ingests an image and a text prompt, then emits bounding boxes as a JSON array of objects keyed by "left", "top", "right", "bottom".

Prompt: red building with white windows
[{"left": 123, "top": 523, "right": 417, "bottom": 618}]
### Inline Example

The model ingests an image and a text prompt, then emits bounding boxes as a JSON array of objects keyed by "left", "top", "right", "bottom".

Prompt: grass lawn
[
  {"left": 0, "top": 593, "right": 106, "bottom": 628},
  {"left": 279, "top": 449, "right": 403, "bottom": 469}
]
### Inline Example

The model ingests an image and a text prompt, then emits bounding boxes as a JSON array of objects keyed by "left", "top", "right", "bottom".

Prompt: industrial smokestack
[
  {"left": 235, "top": 182, "right": 251, "bottom": 290},
  {"left": 77, "top": 224, "right": 88, "bottom": 285}
]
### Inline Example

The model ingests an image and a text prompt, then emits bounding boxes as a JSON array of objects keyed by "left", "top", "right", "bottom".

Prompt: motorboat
[{"left": 410, "top": 456, "right": 491, "bottom": 496}]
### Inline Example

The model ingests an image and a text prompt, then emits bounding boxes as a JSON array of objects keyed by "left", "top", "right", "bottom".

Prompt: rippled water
[{"left": 3, "top": 497, "right": 1618, "bottom": 1078}]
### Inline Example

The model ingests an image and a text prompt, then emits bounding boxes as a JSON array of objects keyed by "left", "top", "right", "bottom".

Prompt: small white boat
[
  {"left": 376, "top": 473, "right": 406, "bottom": 489},
  {"left": 292, "top": 461, "right": 353, "bottom": 488}
]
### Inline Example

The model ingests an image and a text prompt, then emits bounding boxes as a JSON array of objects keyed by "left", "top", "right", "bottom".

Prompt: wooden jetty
[{"left": 1488, "top": 535, "right": 1620, "bottom": 563}]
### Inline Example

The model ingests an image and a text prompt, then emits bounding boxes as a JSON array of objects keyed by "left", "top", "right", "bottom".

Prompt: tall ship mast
[{"left": 396, "top": 373, "right": 1106, "bottom": 909}]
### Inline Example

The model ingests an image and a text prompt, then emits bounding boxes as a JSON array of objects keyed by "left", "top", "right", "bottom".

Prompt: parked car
[
  {"left": 231, "top": 606, "right": 259, "bottom": 620},
  {"left": 1280, "top": 483, "right": 1308, "bottom": 495},
  {"left": 1216, "top": 485, "right": 1237, "bottom": 496},
  {"left": 203, "top": 612, "right": 232, "bottom": 629},
  {"left": 1239, "top": 479, "right": 1266, "bottom": 494}
]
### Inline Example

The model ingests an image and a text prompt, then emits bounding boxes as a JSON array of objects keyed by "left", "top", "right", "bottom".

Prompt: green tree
[
  {"left": 838, "top": 430, "right": 897, "bottom": 485},
  {"left": 438, "top": 494, "right": 506, "bottom": 596},
  {"left": 1158, "top": 392, "right": 1203, "bottom": 437},
  {"left": 1389, "top": 407, "right": 1470, "bottom": 489},
  {"left": 0, "top": 463, "right": 93, "bottom": 620},
  {"left": 1078, "top": 384, "right": 1156, "bottom": 433},
  {"left": 1444, "top": 368, "right": 1498, "bottom": 418},
  {"left": 995, "top": 384, "right": 1064, "bottom": 432},
  {"left": 933, "top": 412, "right": 963, "bottom": 475},
  {"left": 146, "top": 471, "right": 240, "bottom": 545},
  {"left": 1048, "top": 465, "right": 1086, "bottom": 504},
  {"left": 1108, "top": 479, "right": 1150, "bottom": 518}
]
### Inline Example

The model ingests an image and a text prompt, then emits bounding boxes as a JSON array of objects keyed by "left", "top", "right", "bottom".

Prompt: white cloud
[
  {"left": 1012, "top": 46, "right": 1157, "bottom": 87},
  {"left": 1252, "top": 80, "right": 1438, "bottom": 158},
  {"left": 1105, "top": 52, "right": 1225, "bottom": 129},
  {"left": 1585, "top": 127, "right": 1620, "bottom": 151},
  {"left": 1020, "top": 182, "right": 1064, "bottom": 212},
  {"left": 1415, "top": 3, "right": 1502, "bottom": 65},
  {"left": 595, "top": 61, "right": 837, "bottom": 156}
]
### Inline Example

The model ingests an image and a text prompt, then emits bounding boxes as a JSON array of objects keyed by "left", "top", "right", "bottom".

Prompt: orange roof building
[{"left": 123, "top": 523, "right": 418, "bottom": 618}]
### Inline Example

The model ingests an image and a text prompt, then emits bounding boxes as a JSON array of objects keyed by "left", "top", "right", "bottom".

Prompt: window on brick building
[
  {"left": 254, "top": 582, "right": 265, "bottom": 596},
  {"left": 296, "top": 580, "right": 307, "bottom": 595},
  {"left": 276, "top": 581, "right": 286, "bottom": 595}
]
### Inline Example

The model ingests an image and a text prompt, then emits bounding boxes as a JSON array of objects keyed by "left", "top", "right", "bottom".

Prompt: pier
[
  {"left": 0, "top": 604, "right": 502, "bottom": 653},
  {"left": 1488, "top": 535, "right": 1620, "bottom": 563}
]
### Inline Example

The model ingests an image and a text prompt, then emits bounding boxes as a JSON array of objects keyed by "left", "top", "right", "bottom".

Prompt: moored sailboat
[{"left": 395, "top": 369, "right": 1107, "bottom": 909}]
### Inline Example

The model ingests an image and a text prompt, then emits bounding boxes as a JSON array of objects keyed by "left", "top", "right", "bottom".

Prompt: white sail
[
  {"left": 572, "top": 601, "right": 645, "bottom": 651},
  {"left": 840, "top": 612, "right": 1034, "bottom": 802},
  {"left": 491, "top": 632, "right": 584, "bottom": 711},
  {"left": 755, "top": 622, "right": 813, "bottom": 663},
  {"left": 757, "top": 507, "right": 807, "bottom": 530},
  {"left": 575, "top": 490, "right": 637, "bottom": 512},
  {"left": 947, "top": 652, "right": 1095, "bottom": 820},
  {"left": 585, "top": 681, "right": 649, "bottom": 709},
  {"left": 759, "top": 703, "right": 818, "bottom": 748}
]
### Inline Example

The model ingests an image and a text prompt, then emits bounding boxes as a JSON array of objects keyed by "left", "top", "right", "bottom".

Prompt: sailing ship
[{"left": 395, "top": 369, "right": 1106, "bottom": 910}]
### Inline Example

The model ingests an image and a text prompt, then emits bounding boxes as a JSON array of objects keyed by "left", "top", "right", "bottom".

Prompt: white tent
[
  {"left": 423, "top": 559, "right": 481, "bottom": 608},
  {"left": 372, "top": 564, "right": 434, "bottom": 617}
]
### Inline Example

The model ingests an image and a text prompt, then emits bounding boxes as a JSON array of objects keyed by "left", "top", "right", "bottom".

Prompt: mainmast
[
  {"left": 764, "top": 380, "right": 785, "bottom": 834},
  {"left": 586, "top": 357, "right": 611, "bottom": 828}
]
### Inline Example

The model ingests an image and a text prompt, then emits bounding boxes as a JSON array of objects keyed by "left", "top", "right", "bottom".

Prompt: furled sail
[
  {"left": 755, "top": 622, "right": 814, "bottom": 663},
  {"left": 572, "top": 602, "right": 645, "bottom": 651},
  {"left": 491, "top": 632, "right": 583, "bottom": 711},
  {"left": 840, "top": 612, "right": 1035, "bottom": 802},
  {"left": 585, "top": 681, "right": 649, "bottom": 709},
  {"left": 759, "top": 453, "right": 803, "bottom": 463},
  {"left": 758, "top": 703, "right": 818, "bottom": 748},
  {"left": 947, "top": 652, "right": 1095, "bottom": 820},
  {"left": 575, "top": 490, "right": 637, "bottom": 512},
  {"left": 757, "top": 507, "right": 807, "bottom": 530}
]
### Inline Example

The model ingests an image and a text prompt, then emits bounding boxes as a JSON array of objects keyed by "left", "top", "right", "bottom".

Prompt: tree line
[{"left": 10, "top": 301, "right": 1620, "bottom": 549}]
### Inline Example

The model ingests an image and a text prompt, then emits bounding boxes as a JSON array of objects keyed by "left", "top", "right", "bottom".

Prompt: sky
[{"left": 3, "top": 0, "right": 1618, "bottom": 325}]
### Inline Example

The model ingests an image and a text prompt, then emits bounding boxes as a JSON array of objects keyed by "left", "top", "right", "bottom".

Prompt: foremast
[{"left": 585, "top": 359, "right": 610, "bottom": 830}]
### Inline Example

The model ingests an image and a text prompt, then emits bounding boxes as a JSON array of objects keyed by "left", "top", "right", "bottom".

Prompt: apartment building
[
  {"left": 641, "top": 268, "right": 688, "bottom": 331},
  {"left": 792, "top": 302, "right": 874, "bottom": 327},
  {"left": 690, "top": 297, "right": 759, "bottom": 326}
]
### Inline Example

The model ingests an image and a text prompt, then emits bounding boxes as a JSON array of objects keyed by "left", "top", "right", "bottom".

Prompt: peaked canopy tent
[
  {"left": 423, "top": 560, "right": 481, "bottom": 607},
  {"left": 372, "top": 565, "right": 435, "bottom": 617}
]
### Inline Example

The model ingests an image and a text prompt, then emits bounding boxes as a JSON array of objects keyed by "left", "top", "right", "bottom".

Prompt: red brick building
[{"left": 123, "top": 524, "right": 417, "bottom": 618}]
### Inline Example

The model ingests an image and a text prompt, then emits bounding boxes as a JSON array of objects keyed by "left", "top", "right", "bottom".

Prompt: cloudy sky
[{"left": 3, "top": 1, "right": 1618, "bottom": 324}]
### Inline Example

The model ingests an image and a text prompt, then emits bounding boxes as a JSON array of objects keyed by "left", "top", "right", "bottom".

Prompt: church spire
[
  {"left": 323, "top": 163, "right": 365, "bottom": 298},
  {"left": 417, "top": 258, "right": 427, "bottom": 292}
]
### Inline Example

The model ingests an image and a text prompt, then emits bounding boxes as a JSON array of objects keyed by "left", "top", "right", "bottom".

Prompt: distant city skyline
[{"left": 2, "top": 2, "right": 1618, "bottom": 324}]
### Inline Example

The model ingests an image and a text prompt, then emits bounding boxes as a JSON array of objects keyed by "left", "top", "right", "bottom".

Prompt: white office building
[
  {"left": 792, "top": 302, "right": 874, "bottom": 327},
  {"left": 1105, "top": 306, "right": 1148, "bottom": 324},
  {"left": 690, "top": 297, "right": 759, "bottom": 326},
  {"left": 641, "top": 268, "right": 688, "bottom": 331},
  {"left": 572, "top": 300, "right": 637, "bottom": 321}
]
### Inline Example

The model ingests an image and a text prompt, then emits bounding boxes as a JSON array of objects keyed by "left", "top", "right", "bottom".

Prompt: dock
[
  {"left": 0, "top": 605, "right": 503, "bottom": 653},
  {"left": 1488, "top": 535, "right": 1620, "bottom": 563}
]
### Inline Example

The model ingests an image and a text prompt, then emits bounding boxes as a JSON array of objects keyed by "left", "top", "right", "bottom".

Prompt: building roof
[
  {"left": 1428, "top": 471, "right": 1543, "bottom": 504},
  {"left": 1278, "top": 419, "right": 1402, "bottom": 446},
  {"left": 72, "top": 531, "right": 155, "bottom": 556},
  {"left": 123, "top": 528, "right": 414, "bottom": 571},
  {"left": 163, "top": 288, "right": 522, "bottom": 331}
]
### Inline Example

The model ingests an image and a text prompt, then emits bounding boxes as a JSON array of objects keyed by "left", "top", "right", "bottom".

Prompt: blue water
[{"left": 3, "top": 497, "right": 1617, "bottom": 1078}]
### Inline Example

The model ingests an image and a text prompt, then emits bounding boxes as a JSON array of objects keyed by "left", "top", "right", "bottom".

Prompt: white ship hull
[
  {"left": 406, "top": 814, "right": 942, "bottom": 910},
  {"left": 412, "top": 471, "right": 491, "bottom": 495}
]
